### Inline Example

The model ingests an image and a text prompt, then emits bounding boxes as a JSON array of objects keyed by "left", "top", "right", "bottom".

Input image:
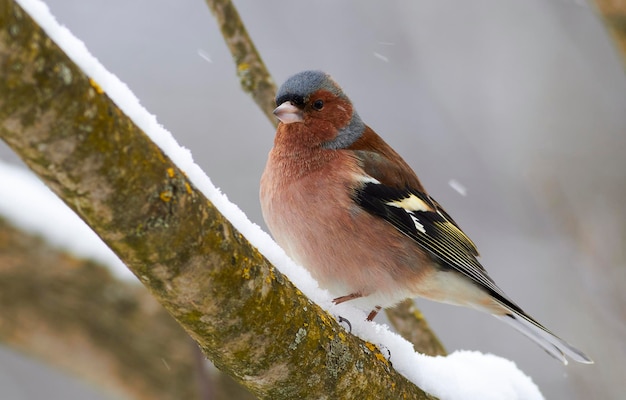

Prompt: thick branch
[{"left": 0, "top": 2, "right": 434, "bottom": 399}]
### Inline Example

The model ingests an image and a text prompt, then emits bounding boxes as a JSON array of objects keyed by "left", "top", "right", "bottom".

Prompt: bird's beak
[{"left": 273, "top": 101, "right": 303, "bottom": 124}]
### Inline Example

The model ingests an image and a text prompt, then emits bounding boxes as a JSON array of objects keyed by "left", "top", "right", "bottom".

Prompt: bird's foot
[{"left": 337, "top": 316, "right": 352, "bottom": 333}]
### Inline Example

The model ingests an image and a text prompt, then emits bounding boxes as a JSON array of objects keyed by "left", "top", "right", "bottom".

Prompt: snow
[
  {"left": 326, "top": 299, "right": 542, "bottom": 399},
  {"left": 197, "top": 49, "right": 213, "bottom": 63},
  {"left": 373, "top": 52, "right": 389, "bottom": 62},
  {"left": 448, "top": 179, "right": 468, "bottom": 196},
  {"left": 6, "top": 1, "right": 544, "bottom": 399}
]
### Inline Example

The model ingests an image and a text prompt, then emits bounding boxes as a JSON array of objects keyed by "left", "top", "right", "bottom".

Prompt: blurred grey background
[{"left": 1, "top": 0, "right": 624, "bottom": 398}]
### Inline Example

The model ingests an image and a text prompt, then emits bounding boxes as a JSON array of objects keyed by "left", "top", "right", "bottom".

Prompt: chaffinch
[{"left": 260, "top": 70, "right": 592, "bottom": 364}]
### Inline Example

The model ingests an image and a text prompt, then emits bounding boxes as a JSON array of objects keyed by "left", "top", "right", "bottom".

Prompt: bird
[{"left": 260, "top": 70, "right": 593, "bottom": 365}]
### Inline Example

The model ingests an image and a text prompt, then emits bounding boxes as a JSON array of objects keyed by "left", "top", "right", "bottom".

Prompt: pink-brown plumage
[{"left": 261, "top": 133, "right": 433, "bottom": 310}]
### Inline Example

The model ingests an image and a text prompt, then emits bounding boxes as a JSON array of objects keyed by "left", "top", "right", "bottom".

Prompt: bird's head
[{"left": 274, "top": 70, "right": 365, "bottom": 149}]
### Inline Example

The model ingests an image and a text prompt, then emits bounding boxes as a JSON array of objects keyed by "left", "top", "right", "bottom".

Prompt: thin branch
[
  {"left": 204, "top": 0, "right": 278, "bottom": 126},
  {"left": 385, "top": 300, "right": 447, "bottom": 356}
]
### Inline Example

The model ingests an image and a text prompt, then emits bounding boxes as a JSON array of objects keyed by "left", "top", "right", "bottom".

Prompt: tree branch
[
  {"left": 0, "top": 2, "right": 435, "bottom": 398},
  {"left": 385, "top": 300, "right": 447, "bottom": 356},
  {"left": 204, "top": 0, "right": 278, "bottom": 125}
]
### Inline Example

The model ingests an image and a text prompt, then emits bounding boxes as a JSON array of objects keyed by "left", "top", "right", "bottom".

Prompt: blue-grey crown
[
  {"left": 275, "top": 70, "right": 342, "bottom": 106},
  {"left": 276, "top": 70, "right": 365, "bottom": 149}
]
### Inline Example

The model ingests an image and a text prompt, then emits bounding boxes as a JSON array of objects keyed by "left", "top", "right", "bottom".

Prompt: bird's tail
[{"left": 493, "top": 301, "right": 593, "bottom": 365}]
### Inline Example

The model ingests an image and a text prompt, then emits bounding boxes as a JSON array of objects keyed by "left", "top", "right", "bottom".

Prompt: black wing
[{"left": 353, "top": 180, "right": 515, "bottom": 303}]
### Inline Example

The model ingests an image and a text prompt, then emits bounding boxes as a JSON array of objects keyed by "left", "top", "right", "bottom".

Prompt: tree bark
[{"left": 0, "top": 2, "right": 435, "bottom": 399}]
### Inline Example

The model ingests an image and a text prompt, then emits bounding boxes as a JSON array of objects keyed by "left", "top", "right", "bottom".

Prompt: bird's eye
[{"left": 312, "top": 99, "right": 324, "bottom": 110}]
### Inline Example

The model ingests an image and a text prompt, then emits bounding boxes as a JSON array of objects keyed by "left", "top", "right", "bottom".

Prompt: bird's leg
[
  {"left": 333, "top": 293, "right": 381, "bottom": 322},
  {"left": 332, "top": 292, "right": 363, "bottom": 304},
  {"left": 366, "top": 306, "right": 382, "bottom": 321}
]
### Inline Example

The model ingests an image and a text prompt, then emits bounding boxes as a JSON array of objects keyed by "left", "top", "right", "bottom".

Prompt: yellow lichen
[
  {"left": 88, "top": 77, "right": 104, "bottom": 94},
  {"left": 184, "top": 182, "right": 192, "bottom": 194},
  {"left": 365, "top": 342, "right": 390, "bottom": 367},
  {"left": 159, "top": 190, "right": 173, "bottom": 202},
  {"left": 375, "top": 352, "right": 389, "bottom": 366},
  {"left": 242, "top": 266, "right": 251, "bottom": 279},
  {"left": 166, "top": 167, "right": 175, "bottom": 178},
  {"left": 237, "top": 62, "right": 249, "bottom": 73},
  {"left": 411, "top": 308, "right": 425, "bottom": 321}
]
